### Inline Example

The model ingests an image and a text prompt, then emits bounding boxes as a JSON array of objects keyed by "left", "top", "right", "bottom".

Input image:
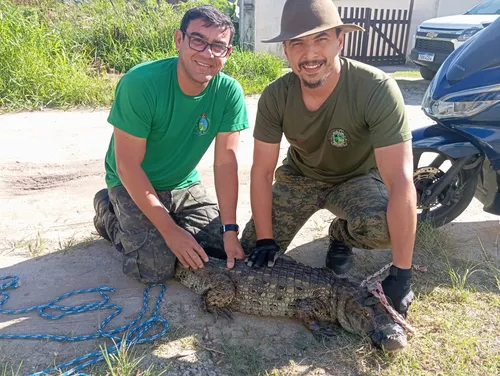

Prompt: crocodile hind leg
[
  {"left": 294, "top": 298, "right": 340, "bottom": 340},
  {"left": 200, "top": 273, "right": 236, "bottom": 322}
]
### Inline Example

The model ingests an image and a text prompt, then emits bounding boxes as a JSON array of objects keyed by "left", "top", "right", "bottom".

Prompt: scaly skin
[{"left": 174, "top": 256, "right": 408, "bottom": 351}]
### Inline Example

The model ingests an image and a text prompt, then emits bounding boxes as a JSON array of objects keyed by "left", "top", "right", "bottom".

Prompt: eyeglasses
[{"left": 181, "top": 30, "right": 231, "bottom": 57}]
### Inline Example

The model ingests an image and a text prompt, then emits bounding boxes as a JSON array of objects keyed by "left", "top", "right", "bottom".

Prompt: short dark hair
[{"left": 180, "top": 5, "right": 235, "bottom": 44}]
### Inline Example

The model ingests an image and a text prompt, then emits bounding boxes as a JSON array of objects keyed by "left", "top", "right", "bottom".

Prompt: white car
[{"left": 409, "top": 0, "right": 500, "bottom": 80}]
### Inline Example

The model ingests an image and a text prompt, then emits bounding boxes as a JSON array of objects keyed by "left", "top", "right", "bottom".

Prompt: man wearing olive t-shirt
[
  {"left": 92, "top": 5, "right": 249, "bottom": 283},
  {"left": 241, "top": 0, "right": 417, "bottom": 318}
]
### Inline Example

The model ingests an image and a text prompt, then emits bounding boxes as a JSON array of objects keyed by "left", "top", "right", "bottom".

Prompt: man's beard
[
  {"left": 298, "top": 59, "right": 329, "bottom": 89},
  {"left": 301, "top": 76, "right": 328, "bottom": 89}
]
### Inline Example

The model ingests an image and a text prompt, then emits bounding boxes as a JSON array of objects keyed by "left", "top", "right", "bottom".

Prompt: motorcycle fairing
[{"left": 412, "top": 123, "right": 500, "bottom": 169}]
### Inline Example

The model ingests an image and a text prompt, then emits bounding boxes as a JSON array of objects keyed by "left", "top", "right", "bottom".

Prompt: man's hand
[
  {"left": 381, "top": 265, "right": 415, "bottom": 318},
  {"left": 163, "top": 225, "right": 209, "bottom": 269},
  {"left": 223, "top": 232, "right": 246, "bottom": 269},
  {"left": 245, "top": 239, "right": 280, "bottom": 268}
]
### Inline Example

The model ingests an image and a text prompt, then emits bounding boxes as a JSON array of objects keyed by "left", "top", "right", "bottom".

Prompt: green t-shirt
[
  {"left": 104, "top": 57, "right": 250, "bottom": 190},
  {"left": 254, "top": 58, "right": 411, "bottom": 185}
]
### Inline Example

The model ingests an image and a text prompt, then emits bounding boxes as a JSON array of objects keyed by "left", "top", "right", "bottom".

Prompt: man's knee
[
  {"left": 120, "top": 230, "right": 177, "bottom": 284},
  {"left": 356, "top": 212, "right": 391, "bottom": 249},
  {"left": 240, "top": 220, "right": 257, "bottom": 254},
  {"left": 122, "top": 248, "right": 176, "bottom": 283}
]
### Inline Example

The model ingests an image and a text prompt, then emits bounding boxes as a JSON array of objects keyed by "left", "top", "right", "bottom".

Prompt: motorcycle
[{"left": 412, "top": 15, "right": 500, "bottom": 227}]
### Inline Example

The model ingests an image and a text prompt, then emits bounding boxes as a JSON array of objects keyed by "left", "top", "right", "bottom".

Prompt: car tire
[{"left": 420, "top": 66, "right": 436, "bottom": 81}]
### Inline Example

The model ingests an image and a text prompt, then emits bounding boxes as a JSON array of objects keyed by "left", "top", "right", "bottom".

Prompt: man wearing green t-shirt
[
  {"left": 241, "top": 0, "right": 417, "bottom": 317},
  {"left": 92, "top": 5, "right": 249, "bottom": 283}
]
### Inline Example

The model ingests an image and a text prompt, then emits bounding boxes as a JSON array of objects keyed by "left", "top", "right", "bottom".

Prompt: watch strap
[{"left": 220, "top": 224, "right": 239, "bottom": 234}]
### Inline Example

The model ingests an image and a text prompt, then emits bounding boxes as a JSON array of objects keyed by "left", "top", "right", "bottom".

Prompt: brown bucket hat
[{"left": 262, "top": 0, "right": 364, "bottom": 43}]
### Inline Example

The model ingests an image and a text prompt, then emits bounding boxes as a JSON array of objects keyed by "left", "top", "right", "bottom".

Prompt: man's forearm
[
  {"left": 250, "top": 166, "right": 274, "bottom": 240},
  {"left": 118, "top": 165, "right": 177, "bottom": 238},
  {"left": 214, "top": 159, "right": 239, "bottom": 225},
  {"left": 386, "top": 182, "right": 417, "bottom": 269}
]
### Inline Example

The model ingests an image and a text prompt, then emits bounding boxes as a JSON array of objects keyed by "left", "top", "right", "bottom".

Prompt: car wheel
[{"left": 420, "top": 66, "right": 436, "bottom": 81}]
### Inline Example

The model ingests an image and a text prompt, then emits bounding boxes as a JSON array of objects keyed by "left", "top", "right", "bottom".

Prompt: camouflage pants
[
  {"left": 240, "top": 164, "right": 391, "bottom": 253},
  {"left": 101, "top": 183, "right": 225, "bottom": 284}
]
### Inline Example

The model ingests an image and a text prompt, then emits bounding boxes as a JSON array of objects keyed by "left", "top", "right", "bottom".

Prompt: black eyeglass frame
[{"left": 181, "top": 29, "right": 232, "bottom": 57}]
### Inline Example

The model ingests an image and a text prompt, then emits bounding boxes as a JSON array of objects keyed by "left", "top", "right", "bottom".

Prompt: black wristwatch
[{"left": 220, "top": 224, "right": 239, "bottom": 235}]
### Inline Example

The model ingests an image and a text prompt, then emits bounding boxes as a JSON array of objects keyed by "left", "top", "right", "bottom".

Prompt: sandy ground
[{"left": 1, "top": 82, "right": 499, "bottom": 375}]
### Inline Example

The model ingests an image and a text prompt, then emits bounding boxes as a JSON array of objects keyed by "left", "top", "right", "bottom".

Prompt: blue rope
[{"left": 0, "top": 275, "right": 169, "bottom": 375}]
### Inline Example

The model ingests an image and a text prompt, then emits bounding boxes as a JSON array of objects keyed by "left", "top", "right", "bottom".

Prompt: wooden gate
[{"left": 338, "top": 0, "right": 414, "bottom": 65}]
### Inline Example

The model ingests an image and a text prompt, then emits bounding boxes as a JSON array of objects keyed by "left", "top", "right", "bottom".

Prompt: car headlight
[
  {"left": 423, "top": 83, "right": 500, "bottom": 119},
  {"left": 457, "top": 28, "right": 481, "bottom": 41}
]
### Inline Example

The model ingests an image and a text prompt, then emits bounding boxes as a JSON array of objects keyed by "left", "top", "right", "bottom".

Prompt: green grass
[
  {"left": 0, "top": 0, "right": 285, "bottom": 111},
  {"left": 9, "top": 230, "right": 47, "bottom": 257},
  {"left": 224, "top": 49, "right": 286, "bottom": 95},
  {"left": 414, "top": 220, "right": 453, "bottom": 256},
  {"left": 57, "top": 233, "right": 99, "bottom": 254},
  {"left": 390, "top": 70, "right": 422, "bottom": 79},
  {"left": 100, "top": 338, "right": 167, "bottom": 376},
  {"left": 0, "top": 362, "right": 22, "bottom": 376},
  {"left": 0, "top": 1, "right": 112, "bottom": 110}
]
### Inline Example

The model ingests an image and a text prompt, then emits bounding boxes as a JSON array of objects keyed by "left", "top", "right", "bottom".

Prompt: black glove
[
  {"left": 381, "top": 265, "right": 415, "bottom": 318},
  {"left": 245, "top": 239, "right": 279, "bottom": 268}
]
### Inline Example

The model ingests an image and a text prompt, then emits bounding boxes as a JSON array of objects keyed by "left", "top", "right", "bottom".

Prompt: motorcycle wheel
[{"left": 413, "top": 150, "right": 478, "bottom": 228}]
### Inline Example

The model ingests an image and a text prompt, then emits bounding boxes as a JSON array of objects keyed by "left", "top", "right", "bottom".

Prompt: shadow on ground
[
  {"left": 1, "top": 218, "right": 498, "bottom": 375},
  {"left": 287, "top": 219, "right": 500, "bottom": 295},
  {"left": 0, "top": 240, "right": 393, "bottom": 376}
]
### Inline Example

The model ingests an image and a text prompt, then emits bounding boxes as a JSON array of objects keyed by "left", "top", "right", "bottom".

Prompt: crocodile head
[{"left": 340, "top": 289, "right": 408, "bottom": 352}]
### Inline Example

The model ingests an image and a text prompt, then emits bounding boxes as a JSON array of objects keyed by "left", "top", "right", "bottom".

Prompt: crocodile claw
[
  {"left": 309, "top": 321, "right": 340, "bottom": 341},
  {"left": 201, "top": 296, "right": 234, "bottom": 322},
  {"left": 212, "top": 307, "right": 234, "bottom": 322}
]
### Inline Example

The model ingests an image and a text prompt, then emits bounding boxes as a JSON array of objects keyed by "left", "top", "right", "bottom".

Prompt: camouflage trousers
[
  {"left": 240, "top": 164, "right": 391, "bottom": 252},
  {"left": 100, "top": 183, "right": 225, "bottom": 284}
]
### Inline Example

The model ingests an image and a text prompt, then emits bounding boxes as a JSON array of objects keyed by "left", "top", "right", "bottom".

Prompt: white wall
[
  {"left": 254, "top": 0, "right": 287, "bottom": 58},
  {"left": 253, "top": 0, "right": 483, "bottom": 62}
]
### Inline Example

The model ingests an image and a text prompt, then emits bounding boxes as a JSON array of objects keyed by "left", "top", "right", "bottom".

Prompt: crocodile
[{"left": 174, "top": 256, "right": 408, "bottom": 351}]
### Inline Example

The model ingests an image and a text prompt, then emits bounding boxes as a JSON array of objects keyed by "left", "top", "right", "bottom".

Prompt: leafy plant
[{"left": 1, "top": 0, "right": 284, "bottom": 110}]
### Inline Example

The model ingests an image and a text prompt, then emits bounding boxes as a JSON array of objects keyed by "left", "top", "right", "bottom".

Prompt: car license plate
[{"left": 418, "top": 52, "right": 435, "bottom": 62}]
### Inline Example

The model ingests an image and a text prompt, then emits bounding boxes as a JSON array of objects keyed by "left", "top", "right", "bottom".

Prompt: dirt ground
[{"left": 0, "top": 80, "right": 499, "bottom": 375}]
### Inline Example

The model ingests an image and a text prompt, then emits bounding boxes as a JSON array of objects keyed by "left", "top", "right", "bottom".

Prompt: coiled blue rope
[{"left": 0, "top": 275, "right": 169, "bottom": 375}]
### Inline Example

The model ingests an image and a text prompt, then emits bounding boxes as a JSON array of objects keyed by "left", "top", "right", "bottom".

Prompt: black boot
[
  {"left": 325, "top": 239, "right": 353, "bottom": 274},
  {"left": 93, "top": 188, "right": 111, "bottom": 241}
]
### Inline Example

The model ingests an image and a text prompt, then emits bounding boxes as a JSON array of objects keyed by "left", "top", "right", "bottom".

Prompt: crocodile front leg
[
  {"left": 200, "top": 273, "right": 236, "bottom": 321},
  {"left": 294, "top": 298, "right": 338, "bottom": 340}
]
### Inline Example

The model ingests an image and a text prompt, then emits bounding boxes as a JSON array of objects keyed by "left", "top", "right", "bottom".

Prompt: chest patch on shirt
[
  {"left": 194, "top": 113, "right": 210, "bottom": 136},
  {"left": 328, "top": 128, "right": 350, "bottom": 148}
]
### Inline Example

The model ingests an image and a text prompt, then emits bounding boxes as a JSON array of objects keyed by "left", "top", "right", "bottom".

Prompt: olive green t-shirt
[
  {"left": 254, "top": 58, "right": 411, "bottom": 185},
  {"left": 104, "top": 57, "right": 250, "bottom": 190}
]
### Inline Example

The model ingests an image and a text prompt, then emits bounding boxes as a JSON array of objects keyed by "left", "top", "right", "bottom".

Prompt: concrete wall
[
  {"left": 253, "top": 0, "right": 287, "bottom": 57},
  {"left": 248, "top": 0, "right": 482, "bottom": 61},
  {"left": 239, "top": 0, "right": 256, "bottom": 50}
]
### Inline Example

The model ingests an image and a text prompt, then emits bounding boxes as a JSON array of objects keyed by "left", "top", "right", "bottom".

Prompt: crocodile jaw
[{"left": 370, "top": 323, "right": 408, "bottom": 351}]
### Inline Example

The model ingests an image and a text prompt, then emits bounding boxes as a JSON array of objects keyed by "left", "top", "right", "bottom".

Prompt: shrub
[
  {"left": 0, "top": 1, "right": 112, "bottom": 109},
  {"left": 0, "top": 0, "right": 284, "bottom": 110},
  {"left": 224, "top": 49, "right": 286, "bottom": 94}
]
